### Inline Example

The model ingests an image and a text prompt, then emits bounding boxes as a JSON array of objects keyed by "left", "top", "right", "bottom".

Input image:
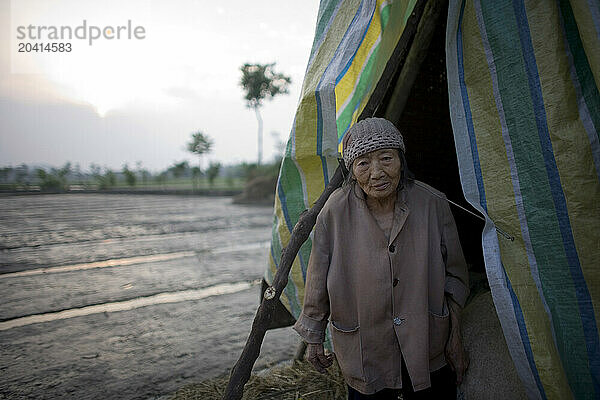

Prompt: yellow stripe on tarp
[
  {"left": 291, "top": 256, "right": 306, "bottom": 305},
  {"left": 300, "top": 157, "right": 329, "bottom": 207},
  {"left": 334, "top": 2, "right": 383, "bottom": 114},
  {"left": 461, "top": 1, "right": 572, "bottom": 398},
  {"left": 270, "top": 195, "right": 285, "bottom": 280}
]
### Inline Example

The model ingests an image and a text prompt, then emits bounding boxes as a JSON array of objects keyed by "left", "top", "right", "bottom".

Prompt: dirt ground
[{"left": 0, "top": 194, "right": 298, "bottom": 399}]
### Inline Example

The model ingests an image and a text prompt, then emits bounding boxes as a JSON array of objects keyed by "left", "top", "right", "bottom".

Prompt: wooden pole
[{"left": 223, "top": 166, "right": 344, "bottom": 400}]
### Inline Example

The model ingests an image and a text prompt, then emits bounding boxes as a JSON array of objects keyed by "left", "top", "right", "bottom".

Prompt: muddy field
[{"left": 0, "top": 194, "right": 298, "bottom": 399}]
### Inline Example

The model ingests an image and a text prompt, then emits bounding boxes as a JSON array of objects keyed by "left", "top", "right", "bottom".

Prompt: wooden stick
[{"left": 223, "top": 166, "right": 344, "bottom": 400}]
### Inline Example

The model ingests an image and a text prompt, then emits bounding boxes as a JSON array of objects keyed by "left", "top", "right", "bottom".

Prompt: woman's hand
[
  {"left": 445, "top": 297, "right": 469, "bottom": 384},
  {"left": 306, "top": 343, "right": 334, "bottom": 374},
  {"left": 445, "top": 325, "right": 469, "bottom": 384}
]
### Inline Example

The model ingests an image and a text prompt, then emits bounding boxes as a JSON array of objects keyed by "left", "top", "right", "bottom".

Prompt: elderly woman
[{"left": 293, "top": 118, "right": 470, "bottom": 399}]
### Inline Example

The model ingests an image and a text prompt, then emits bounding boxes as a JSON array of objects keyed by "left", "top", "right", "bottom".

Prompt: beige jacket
[{"left": 293, "top": 180, "right": 469, "bottom": 394}]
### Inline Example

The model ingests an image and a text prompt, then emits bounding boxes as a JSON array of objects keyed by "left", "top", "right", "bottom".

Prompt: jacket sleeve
[
  {"left": 292, "top": 214, "right": 331, "bottom": 343},
  {"left": 440, "top": 198, "right": 470, "bottom": 308}
]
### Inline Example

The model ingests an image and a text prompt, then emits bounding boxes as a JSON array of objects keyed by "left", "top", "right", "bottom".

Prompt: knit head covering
[{"left": 342, "top": 118, "right": 405, "bottom": 170}]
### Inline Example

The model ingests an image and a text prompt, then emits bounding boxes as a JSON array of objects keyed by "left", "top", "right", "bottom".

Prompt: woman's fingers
[
  {"left": 317, "top": 353, "right": 334, "bottom": 367},
  {"left": 308, "top": 354, "right": 329, "bottom": 373},
  {"left": 445, "top": 331, "right": 469, "bottom": 385},
  {"left": 309, "top": 358, "right": 327, "bottom": 373},
  {"left": 306, "top": 343, "right": 333, "bottom": 374},
  {"left": 455, "top": 361, "right": 464, "bottom": 385},
  {"left": 455, "top": 350, "right": 470, "bottom": 385}
]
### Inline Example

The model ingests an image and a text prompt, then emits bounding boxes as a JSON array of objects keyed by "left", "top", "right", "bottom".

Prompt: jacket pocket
[
  {"left": 428, "top": 308, "right": 450, "bottom": 360},
  {"left": 330, "top": 320, "right": 364, "bottom": 380}
]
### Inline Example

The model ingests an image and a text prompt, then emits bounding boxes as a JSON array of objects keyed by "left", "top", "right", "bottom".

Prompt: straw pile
[{"left": 169, "top": 360, "right": 347, "bottom": 400}]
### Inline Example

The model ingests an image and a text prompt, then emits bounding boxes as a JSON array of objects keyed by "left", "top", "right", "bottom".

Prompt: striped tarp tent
[
  {"left": 266, "top": 0, "right": 600, "bottom": 398},
  {"left": 447, "top": 0, "right": 600, "bottom": 398}
]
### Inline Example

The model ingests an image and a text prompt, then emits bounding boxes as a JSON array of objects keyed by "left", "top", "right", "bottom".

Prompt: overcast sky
[{"left": 0, "top": 0, "right": 320, "bottom": 171}]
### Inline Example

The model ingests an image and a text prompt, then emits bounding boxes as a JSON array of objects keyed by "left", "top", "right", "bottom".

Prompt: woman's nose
[{"left": 370, "top": 162, "right": 385, "bottom": 179}]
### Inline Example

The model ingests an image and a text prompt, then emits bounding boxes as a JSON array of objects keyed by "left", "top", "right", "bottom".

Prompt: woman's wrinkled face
[{"left": 352, "top": 148, "right": 402, "bottom": 201}]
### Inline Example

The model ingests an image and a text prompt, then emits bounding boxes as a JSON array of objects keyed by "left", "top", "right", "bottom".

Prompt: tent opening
[{"left": 377, "top": 11, "right": 485, "bottom": 275}]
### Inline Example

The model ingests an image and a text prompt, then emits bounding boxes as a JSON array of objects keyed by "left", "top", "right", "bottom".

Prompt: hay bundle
[{"left": 170, "top": 360, "right": 346, "bottom": 400}]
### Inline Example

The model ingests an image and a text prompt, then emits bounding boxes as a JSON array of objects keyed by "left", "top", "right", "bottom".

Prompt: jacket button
[
  {"left": 393, "top": 317, "right": 404, "bottom": 326},
  {"left": 389, "top": 244, "right": 395, "bottom": 253},
  {"left": 393, "top": 278, "right": 399, "bottom": 287}
]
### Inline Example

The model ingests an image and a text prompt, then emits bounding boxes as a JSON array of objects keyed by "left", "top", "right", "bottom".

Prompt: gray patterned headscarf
[{"left": 342, "top": 118, "right": 405, "bottom": 170}]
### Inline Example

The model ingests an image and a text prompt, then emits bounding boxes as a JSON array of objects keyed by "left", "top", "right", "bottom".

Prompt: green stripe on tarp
[
  {"left": 279, "top": 157, "right": 308, "bottom": 230},
  {"left": 380, "top": 1, "right": 391, "bottom": 30},
  {"left": 299, "top": 239, "right": 313, "bottom": 280}
]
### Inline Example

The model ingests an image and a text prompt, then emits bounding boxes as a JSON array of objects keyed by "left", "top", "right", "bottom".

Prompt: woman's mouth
[{"left": 372, "top": 182, "right": 390, "bottom": 191}]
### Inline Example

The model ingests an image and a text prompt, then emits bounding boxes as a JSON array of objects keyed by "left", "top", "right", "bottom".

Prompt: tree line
[{"left": 0, "top": 158, "right": 281, "bottom": 192}]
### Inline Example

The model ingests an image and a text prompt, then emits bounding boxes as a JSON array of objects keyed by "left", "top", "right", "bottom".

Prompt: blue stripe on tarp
[
  {"left": 504, "top": 266, "right": 548, "bottom": 399},
  {"left": 320, "top": 155, "right": 330, "bottom": 186},
  {"left": 316, "top": 86, "right": 324, "bottom": 158},
  {"left": 315, "top": 90, "right": 329, "bottom": 187},
  {"left": 277, "top": 179, "right": 294, "bottom": 232},
  {"left": 315, "top": 85, "right": 330, "bottom": 186},
  {"left": 513, "top": 0, "right": 600, "bottom": 394},
  {"left": 457, "top": 0, "right": 487, "bottom": 212}
]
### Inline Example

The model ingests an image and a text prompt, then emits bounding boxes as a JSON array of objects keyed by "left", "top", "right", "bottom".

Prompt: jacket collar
[{"left": 350, "top": 181, "right": 411, "bottom": 244}]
